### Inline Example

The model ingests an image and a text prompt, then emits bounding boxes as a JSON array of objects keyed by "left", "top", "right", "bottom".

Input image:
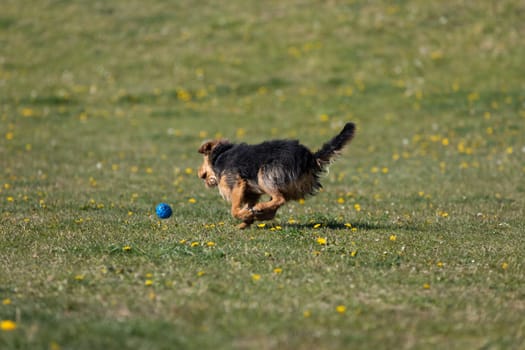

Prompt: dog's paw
[{"left": 236, "top": 207, "right": 255, "bottom": 221}]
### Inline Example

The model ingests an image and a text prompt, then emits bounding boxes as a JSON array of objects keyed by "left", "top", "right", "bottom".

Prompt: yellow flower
[
  {"left": 467, "top": 92, "right": 479, "bottom": 103},
  {"left": 303, "top": 310, "right": 311, "bottom": 318},
  {"left": 389, "top": 234, "right": 397, "bottom": 242},
  {"left": 122, "top": 245, "right": 132, "bottom": 252},
  {"left": 190, "top": 241, "right": 200, "bottom": 247},
  {"left": 350, "top": 250, "right": 358, "bottom": 257},
  {"left": 144, "top": 280, "right": 153, "bottom": 286},
  {"left": 2, "top": 298, "right": 11, "bottom": 305},
  {"left": 319, "top": 114, "right": 330, "bottom": 122},
  {"left": 344, "top": 223, "right": 352, "bottom": 228},
  {"left": 337, "top": 197, "right": 345, "bottom": 204},
  {"left": 74, "top": 274, "right": 85, "bottom": 281},
  {"left": 436, "top": 261, "right": 444, "bottom": 268},
  {"left": 423, "top": 283, "right": 431, "bottom": 289},
  {"left": 1, "top": 320, "right": 17, "bottom": 331},
  {"left": 188, "top": 198, "right": 196, "bottom": 203},
  {"left": 206, "top": 241, "right": 216, "bottom": 247},
  {"left": 354, "top": 204, "right": 361, "bottom": 212},
  {"left": 197, "top": 271, "right": 205, "bottom": 277},
  {"left": 313, "top": 223, "right": 321, "bottom": 229},
  {"left": 251, "top": 274, "right": 261, "bottom": 281},
  {"left": 316, "top": 237, "right": 327, "bottom": 245},
  {"left": 184, "top": 168, "right": 193, "bottom": 175},
  {"left": 257, "top": 223, "right": 266, "bottom": 228},
  {"left": 430, "top": 50, "right": 443, "bottom": 60},
  {"left": 273, "top": 267, "right": 283, "bottom": 274},
  {"left": 501, "top": 262, "right": 509, "bottom": 270},
  {"left": 21, "top": 107, "right": 34, "bottom": 117},
  {"left": 336, "top": 305, "right": 346, "bottom": 314}
]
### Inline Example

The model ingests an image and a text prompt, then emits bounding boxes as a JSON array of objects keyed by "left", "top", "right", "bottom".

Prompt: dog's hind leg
[{"left": 251, "top": 189, "right": 285, "bottom": 222}]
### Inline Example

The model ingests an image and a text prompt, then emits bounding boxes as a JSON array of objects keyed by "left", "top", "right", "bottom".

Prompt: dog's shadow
[{"left": 259, "top": 219, "right": 415, "bottom": 232}]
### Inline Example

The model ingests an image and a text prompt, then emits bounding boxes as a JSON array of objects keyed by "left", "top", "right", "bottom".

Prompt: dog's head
[{"left": 197, "top": 139, "right": 227, "bottom": 188}]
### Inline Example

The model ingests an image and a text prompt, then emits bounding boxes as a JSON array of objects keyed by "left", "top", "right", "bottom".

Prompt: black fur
[
  {"left": 210, "top": 123, "right": 355, "bottom": 192},
  {"left": 314, "top": 122, "right": 356, "bottom": 165}
]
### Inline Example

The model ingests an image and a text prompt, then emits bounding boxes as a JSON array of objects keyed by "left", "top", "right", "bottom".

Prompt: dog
[{"left": 198, "top": 122, "right": 355, "bottom": 229}]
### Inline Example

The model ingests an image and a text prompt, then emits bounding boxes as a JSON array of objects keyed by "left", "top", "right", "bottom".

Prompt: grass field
[{"left": 1, "top": 1, "right": 524, "bottom": 349}]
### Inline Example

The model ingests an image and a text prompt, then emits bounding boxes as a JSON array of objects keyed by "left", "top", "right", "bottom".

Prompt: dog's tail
[{"left": 314, "top": 122, "right": 355, "bottom": 167}]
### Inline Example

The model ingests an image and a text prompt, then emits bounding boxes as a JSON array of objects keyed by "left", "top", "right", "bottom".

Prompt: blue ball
[{"left": 155, "top": 203, "right": 172, "bottom": 219}]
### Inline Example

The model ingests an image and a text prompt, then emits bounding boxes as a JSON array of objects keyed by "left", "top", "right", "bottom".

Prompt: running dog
[{"left": 198, "top": 122, "right": 355, "bottom": 229}]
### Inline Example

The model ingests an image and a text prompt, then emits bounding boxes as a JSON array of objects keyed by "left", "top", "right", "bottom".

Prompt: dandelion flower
[
  {"left": 1, "top": 320, "right": 17, "bottom": 331},
  {"left": 190, "top": 241, "right": 200, "bottom": 247},
  {"left": 316, "top": 237, "right": 327, "bottom": 245},
  {"left": 251, "top": 274, "right": 261, "bottom": 281},
  {"left": 122, "top": 245, "right": 132, "bottom": 252},
  {"left": 303, "top": 310, "right": 311, "bottom": 318},
  {"left": 273, "top": 268, "right": 283, "bottom": 274},
  {"left": 206, "top": 241, "right": 216, "bottom": 247},
  {"left": 354, "top": 204, "right": 361, "bottom": 212},
  {"left": 144, "top": 280, "right": 153, "bottom": 286},
  {"left": 389, "top": 234, "right": 397, "bottom": 242},
  {"left": 313, "top": 223, "right": 321, "bottom": 229},
  {"left": 336, "top": 305, "right": 346, "bottom": 314},
  {"left": 2, "top": 298, "right": 11, "bottom": 305},
  {"left": 423, "top": 283, "right": 431, "bottom": 289},
  {"left": 257, "top": 223, "right": 266, "bottom": 228},
  {"left": 197, "top": 271, "right": 205, "bottom": 277},
  {"left": 501, "top": 262, "right": 509, "bottom": 270},
  {"left": 188, "top": 198, "right": 197, "bottom": 203}
]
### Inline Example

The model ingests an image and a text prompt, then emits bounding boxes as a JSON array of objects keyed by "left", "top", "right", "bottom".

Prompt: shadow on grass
[{"left": 258, "top": 219, "right": 421, "bottom": 232}]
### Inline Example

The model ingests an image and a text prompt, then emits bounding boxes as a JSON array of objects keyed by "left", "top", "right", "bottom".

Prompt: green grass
[{"left": 1, "top": 0, "right": 524, "bottom": 349}]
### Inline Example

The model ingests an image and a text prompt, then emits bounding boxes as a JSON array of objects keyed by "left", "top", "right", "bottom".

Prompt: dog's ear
[{"left": 198, "top": 140, "right": 218, "bottom": 155}]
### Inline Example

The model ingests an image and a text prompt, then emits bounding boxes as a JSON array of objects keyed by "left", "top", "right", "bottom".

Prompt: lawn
[{"left": 1, "top": 1, "right": 524, "bottom": 349}]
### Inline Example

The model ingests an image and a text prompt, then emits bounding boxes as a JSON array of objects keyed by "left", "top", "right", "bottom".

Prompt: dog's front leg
[{"left": 229, "top": 178, "right": 255, "bottom": 229}]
